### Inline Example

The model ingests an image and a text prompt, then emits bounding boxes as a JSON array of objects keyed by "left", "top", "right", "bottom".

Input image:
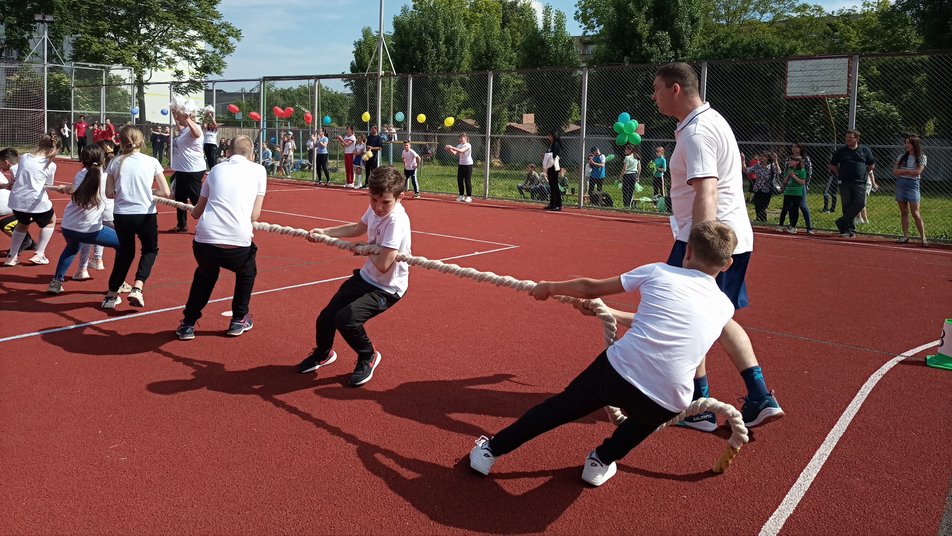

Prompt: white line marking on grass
[
  {"left": 0, "top": 248, "right": 517, "bottom": 345},
  {"left": 759, "top": 340, "right": 940, "bottom": 536}
]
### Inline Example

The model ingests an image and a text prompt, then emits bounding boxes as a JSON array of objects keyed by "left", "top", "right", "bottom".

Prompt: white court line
[
  {"left": 0, "top": 246, "right": 516, "bottom": 345},
  {"left": 759, "top": 340, "right": 940, "bottom": 536}
]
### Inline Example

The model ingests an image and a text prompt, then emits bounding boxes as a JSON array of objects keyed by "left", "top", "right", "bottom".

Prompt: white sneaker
[
  {"left": 29, "top": 253, "right": 49, "bottom": 265},
  {"left": 127, "top": 287, "right": 145, "bottom": 307},
  {"left": 101, "top": 295, "right": 122, "bottom": 309},
  {"left": 785, "top": 227, "right": 797, "bottom": 234},
  {"left": 91, "top": 259, "right": 105, "bottom": 270},
  {"left": 118, "top": 282, "right": 133, "bottom": 293},
  {"left": 581, "top": 450, "right": 617, "bottom": 487},
  {"left": 456, "top": 195, "right": 465, "bottom": 202},
  {"left": 73, "top": 270, "right": 91, "bottom": 281},
  {"left": 463, "top": 196, "right": 473, "bottom": 203},
  {"left": 3, "top": 256, "right": 17, "bottom": 267},
  {"left": 47, "top": 279, "right": 64, "bottom": 294},
  {"left": 469, "top": 436, "right": 496, "bottom": 475}
]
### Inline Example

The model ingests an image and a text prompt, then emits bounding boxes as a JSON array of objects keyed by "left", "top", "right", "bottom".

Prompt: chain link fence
[{"left": 2, "top": 52, "right": 950, "bottom": 239}]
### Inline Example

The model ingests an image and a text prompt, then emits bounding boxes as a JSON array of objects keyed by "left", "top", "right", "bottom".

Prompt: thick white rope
[{"left": 155, "top": 195, "right": 749, "bottom": 471}]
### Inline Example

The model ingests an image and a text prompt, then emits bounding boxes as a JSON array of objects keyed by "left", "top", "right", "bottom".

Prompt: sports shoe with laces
[
  {"left": 29, "top": 253, "right": 49, "bottom": 265},
  {"left": 348, "top": 351, "right": 381, "bottom": 386},
  {"left": 73, "top": 270, "right": 91, "bottom": 281},
  {"left": 4, "top": 255, "right": 18, "bottom": 267},
  {"left": 127, "top": 287, "right": 145, "bottom": 307},
  {"left": 469, "top": 435, "right": 496, "bottom": 475},
  {"left": 101, "top": 294, "right": 122, "bottom": 309},
  {"left": 91, "top": 259, "right": 105, "bottom": 270},
  {"left": 176, "top": 322, "right": 196, "bottom": 340},
  {"left": 297, "top": 349, "right": 337, "bottom": 373},
  {"left": 47, "top": 279, "right": 64, "bottom": 294},
  {"left": 677, "top": 411, "right": 718, "bottom": 432},
  {"left": 741, "top": 391, "right": 785, "bottom": 427},
  {"left": 581, "top": 450, "right": 617, "bottom": 486},
  {"left": 118, "top": 282, "right": 133, "bottom": 293},
  {"left": 226, "top": 314, "right": 254, "bottom": 336},
  {"left": 463, "top": 196, "right": 473, "bottom": 203}
]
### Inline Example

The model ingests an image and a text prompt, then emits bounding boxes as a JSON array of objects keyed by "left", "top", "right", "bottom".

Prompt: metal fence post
[
  {"left": 700, "top": 61, "right": 708, "bottom": 102},
  {"left": 406, "top": 75, "right": 413, "bottom": 141},
  {"left": 258, "top": 78, "right": 266, "bottom": 164},
  {"left": 100, "top": 70, "right": 106, "bottom": 124},
  {"left": 168, "top": 83, "right": 175, "bottom": 170},
  {"left": 578, "top": 67, "right": 589, "bottom": 209},
  {"left": 483, "top": 71, "right": 493, "bottom": 199},
  {"left": 848, "top": 55, "right": 859, "bottom": 130},
  {"left": 312, "top": 78, "right": 319, "bottom": 181},
  {"left": 69, "top": 66, "right": 75, "bottom": 156}
]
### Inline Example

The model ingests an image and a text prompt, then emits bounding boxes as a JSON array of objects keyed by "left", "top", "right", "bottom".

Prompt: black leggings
[
  {"left": 316, "top": 153, "right": 330, "bottom": 182},
  {"left": 546, "top": 167, "right": 562, "bottom": 208},
  {"left": 752, "top": 191, "right": 771, "bottom": 222},
  {"left": 203, "top": 143, "right": 218, "bottom": 170},
  {"left": 457, "top": 164, "right": 473, "bottom": 196},
  {"left": 109, "top": 213, "right": 159, "bottom": 292},
  {"left": 779, "top": 194, "right": 802, "bottom": 227}
]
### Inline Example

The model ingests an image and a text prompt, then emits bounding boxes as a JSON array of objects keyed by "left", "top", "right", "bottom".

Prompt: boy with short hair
[
  {"left": 518, "top": 164, "right": 541, "bottom": 200},
  {"left": 401, "top": 141, "right": 421, "bottom": 198},
  {"left": 470, "top": 221, "right": 738, "bottom": 487},
  {"left": 297, "top": 166, "right": 411, "bottom": 387}
]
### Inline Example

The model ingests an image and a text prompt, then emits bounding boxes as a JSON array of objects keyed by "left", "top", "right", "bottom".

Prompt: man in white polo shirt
[
  {"left": 651, "top": 62, "right": 783, "bottom": 430},
  {"left": 175, "top": 135, "right": 267, "bottom": 340}
]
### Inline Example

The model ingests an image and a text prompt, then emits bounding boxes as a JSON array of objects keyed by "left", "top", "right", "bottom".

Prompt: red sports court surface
[{"left": 2, "top": 164, "right": 951, "bottom": 535}]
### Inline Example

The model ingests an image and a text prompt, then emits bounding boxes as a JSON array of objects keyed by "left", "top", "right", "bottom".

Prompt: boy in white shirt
[
  {"left": 176, "top": 136, "right": 267, "bottom": 340},
  {"left": 298, "top": 167, "right": 411, "bottom": 387},
  {"left": 470, "top": 221, "right": 737, "bottom": 487},
  {"left": 0, "top": 148, "right": 36, "bottom": 254},
  {"left": 401, "top": 141, "right": 421, "bottom": 198}
]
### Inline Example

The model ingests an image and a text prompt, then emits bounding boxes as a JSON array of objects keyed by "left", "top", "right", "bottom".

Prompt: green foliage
[
  {"left": 576, "top": 0, "right": 703, "bottom": 64},
  {"left": 519, "top": 6, "right": 580, "bottom": 136}
]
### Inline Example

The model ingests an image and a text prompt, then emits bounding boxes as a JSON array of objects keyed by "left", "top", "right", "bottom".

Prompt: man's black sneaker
[
  {"left": 348, "top": 351, "right": 381, "bottom": 386},
  {"left": 297, "top": 349, "right": 337, "bottom": 373}
]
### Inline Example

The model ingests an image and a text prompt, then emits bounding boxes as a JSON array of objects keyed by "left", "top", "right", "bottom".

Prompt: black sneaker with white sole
[
  {"left": 297, "top": 349, "right": 337, "bottom": 373},
  {"left": 348, "top": 351, "right": 381, "bottom": 386},
  {"left": 176, "top": 322, "right": 196, "bottom": 340}
]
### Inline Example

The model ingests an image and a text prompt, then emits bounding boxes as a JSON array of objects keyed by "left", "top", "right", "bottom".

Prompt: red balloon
[
  {"left": 284, "top": 107, "right": 294, "bottom": 117},
  {"left": 272, "top": 106, "right": 284, "bottom": 117},
  {"left": 303, "top": 112, "right": 313, "bottom": 125},
  {"left": 248, "top": 111, "right": 261, "bottom": 121},
  {"left": 227, "top": 103, "right": 239, "bottom": 114}
]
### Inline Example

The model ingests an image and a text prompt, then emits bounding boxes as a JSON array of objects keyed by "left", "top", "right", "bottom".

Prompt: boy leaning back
[
  {"left": 470, "top": 221, "right": 737, "bottom": 487},
  {"left": 297, "top": 166, "right": 411, "bottom": 387}
]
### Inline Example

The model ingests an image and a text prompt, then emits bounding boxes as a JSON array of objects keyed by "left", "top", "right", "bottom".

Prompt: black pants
[
  {"left": 546, "top": 167, "right": 561, "bottom": 209},
  {"left": 488, "top": 351, "right": 677, "bottom": 465},
  {"left": 404, "top": 169, "right": 419, "bottom": 193},
  {"left": 153, "top": 142, "right": 164, "bottom": 165},
  {"left": 653, "top": 175, "right": 664, "bottom": 197},
  {"left": 77, "top": 136, "right": 87, "bottom": 156},
  {"left": 203, "top": 143, "right": 218, "bottom": 170},
  {"left": 457, "top": 164, "right": 473, "bottom": 197},
  {"left": 779, "top": 194, "right": 802, "bottom": 227},
  {"left": 621, "top": 173, "right": 638, "bottom": 208},
  {"left": 836, "top": 183, "right": 867, "bottom": 235},
  {"left": 314, "top": 271, "right": 401, "bottom": 362},
  {"left": 752, "top": 191, "right": 771, "bottom": 222},
  {"left": 316, "top": 153, "right": 330, "bottom": 182},
  {"left": 823, "top": 177, "right": 838, "bottom": 211},
  {"left": 183, "top": 241, "right": 258, "bottom": 323},
  {"left": 172, "top": 171, "right": 203, "bottom": 228},
  {"left": 109, "top": 213, "right": 159, "bottom": 292},
  {"left": 365, "top": 157, "right": 379, "bottom": 184}
]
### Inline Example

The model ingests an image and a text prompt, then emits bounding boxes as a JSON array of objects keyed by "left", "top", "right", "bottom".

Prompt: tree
[
  {"left": 576, "top": 0, "right": 704, "bottom": 65},
  {"left": 0, "top": 1, "right": 78, "bottom": 60},
  {"left": 65, "top": 0, "right": 241, "bottom": 119},
  {"left": 518, "top": 5, "right": 580, "bottom": 137}
]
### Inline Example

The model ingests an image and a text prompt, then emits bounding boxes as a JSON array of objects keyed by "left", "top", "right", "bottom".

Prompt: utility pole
[{"left": 34, "top": 13, "right": 55, "bottom": 135}]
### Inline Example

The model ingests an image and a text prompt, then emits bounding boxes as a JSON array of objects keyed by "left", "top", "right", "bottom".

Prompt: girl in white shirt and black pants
[
  {"left": 103, "top": 126, "right": 171, "bottom": 309},
  {"left": 176, "top": 136, "right": 267, "bottom": 339},
  {"left": 203, "top": 112, "right": 219, "bottom": 170},
  {"left": 170, "top": 108, "right": 205, "bottom": 233},
  {"left": 2, "top": 133, "right": 59, "bottom": 265},
  {"left": 444, "top": 133, "right": 473, "bottom": 202}
]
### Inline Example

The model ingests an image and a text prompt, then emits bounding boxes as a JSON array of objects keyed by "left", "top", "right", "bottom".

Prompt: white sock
[
  {"left": 8, "top": 230, "right": 26, "bottom": 257},
  {"left": 36, "top": 226, "right": 55, "bottom": 255}
]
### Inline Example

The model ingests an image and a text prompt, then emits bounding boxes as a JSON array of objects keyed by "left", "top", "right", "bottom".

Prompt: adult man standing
[
  {"left": 829, "top": 129, "right": 875, "bottom": 237},
  {"left": 74, "top": 115, "right": 88, "bottom": 155},
  {"left": 651, "top": 62, "right": 783, "bottom": 429}
]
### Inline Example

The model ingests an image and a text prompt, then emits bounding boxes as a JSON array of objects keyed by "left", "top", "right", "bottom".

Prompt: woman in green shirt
[{"left": 779, "top": 156, "right": 807, "bottom": 233}]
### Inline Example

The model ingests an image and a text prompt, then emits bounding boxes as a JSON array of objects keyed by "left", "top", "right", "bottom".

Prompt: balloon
[
  {"left": 272, "top": 106, "right": 284, "bottom": 117},
  {"left": 623, "top": 121, "right": 635, "bottom": 134},
  {"left": 285, "top": 107, "right": 294, "bottom": 117},
  {"left": 444, "top": 116, "right": 455, "bottom": 128},
  {"left": 394, "top": 111, "right": 405, "bottom": 122},
  {"left": 269, "top": 137, "right": 276, "bottom": 144},
  {"left": 227, "top": 104, "right": 239, "bottom": 114},
  {"left": 130, "top": 106, "right": 139, "bottom": 116},
  {"left": 634, "top": 182, "right": 644, "bottom": 193},
  {"left": 416, "top": 113, "right": 426, "bottom": 123},
  {"left": 248, "top": 111, "right": 261, "bottom": 121},
  {"left": 629, "top": 119, "right": 639, "bottom": 130},
  {"left": 361, "top": 111, "right": 371, "bottom": 122},
  {"left": 364, "top": 150, "right": 373, "bottom": 161},
  {"left": 303, "top": 112, "right": 313, "bottom": 125},
  {"left": 615, "top": 133, "right": 627, "bottom": 145},
  {"left": 617, "top": 112, "right": 631, "bottom": 123},
  {"left": 323, "top": 115, "right": 331, "bottom": 125},
  {"left": 628, "top": 132, "right": 642, "bottom": 145},
  {"left": 160, "top": 108, "right": 169, "bottom": 116},
  {"left": 604, "top": 154, "right": 615, "bottom": 162},
  {"left": 612, "top": 121, "right": 624, "bottom": 134}
]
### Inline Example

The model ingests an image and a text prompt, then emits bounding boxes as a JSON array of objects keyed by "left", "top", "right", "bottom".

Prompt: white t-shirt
[
  {"left": 896, "top": 154, "right": 927, "bottom": 180},
  {"left": 203, "top": 128, "right": 218, "bottom": 145},
  {"left": 359, "top": 203, "right": 411, "bottom": 297},
  {"left": 669, "top": 103, "right": 753, "bottom": 254},
  {"left": 195, "top": 155, "right": 268, "bottom": 247},
  {"left": 108, "top": 152, "right": 165, "bottom": 215},
  {"left": 456, "top": 143, "right": 473, "bottom": 166},
  {"left": 62, "top": 168, "right": 107, "bottom": 233},
  {"left": 0, "top": 164, "right": 14, "bottom": 215},
  {"left": 72, "top": 167, "right": 114, "bottom": 222},
  {"left": 172, "top": 126, "right": 206, "bottom": 172},
  {"left": 9, "top": 154, "right": 56, "bottom": 213},
  {"left": 343, "top": 134, "right": 357, "bottom": 154},
  {"left": 402, "top": 149, "right": 419, "bottom": 170},
  {"left": 607, "top": 263, "right": 734, "bottom": 412}
]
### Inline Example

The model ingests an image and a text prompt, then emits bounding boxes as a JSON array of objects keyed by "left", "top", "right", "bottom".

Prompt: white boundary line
[
  {"left": 759, "top": 339, "right": 939, "bottom": 536},
  {"left": 0, "top": 247, "right": 516, "bottom": 345}
]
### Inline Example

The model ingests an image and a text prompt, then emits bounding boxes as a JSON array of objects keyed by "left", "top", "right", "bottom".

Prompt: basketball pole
[{"left": 376, "top": 0, "right": 384, "bottom": 130}]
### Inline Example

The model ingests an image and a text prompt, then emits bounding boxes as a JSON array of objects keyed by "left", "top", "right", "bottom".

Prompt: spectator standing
[
  {"left": 74, "top": 115, "right": 89, "bottom": 155},
  {"left": 829, "top": 129, "right": 875, "bottom": 238},
  {"left": 401, "top": 141, "right": 421, "bottom": 198},
  {"left": 778, "top": 156, "right": 807, "bottom": 233},
  {"left": 444, "top": 133, "right": 474, "bottom": 203},
  {"left": 364, "top": 126, "right": 384, "bottom": 185},
  {"left": 202, "top": 110, "right": 219, "bottom": 170},
  {"left": 652, "top": 146, "right": 667, "bottom": 199},
  {"left": 338, "top": 126, "right": 357, "bottom": 187},
  {"left": 619, "top": 144, "right": 640, "bottom": 208},
  {"left": 791, "top": 142, "right": 814, "bottom": 234},
  {"left": 542, "top": 131, "right": 562, "bottom": 211},
  {"left": 170, "top": 105, "right": 206, "bottom": 233},
  {"left": 587, "top": 146, "right": 606, "bottom": 198},
  {"left": 893, "top": 135, "right": 928, "bottom": 246},
  {"left": 749, "top": 153, "right": 776, "bottom": 223},
  {"left": 59, "top": 122, "right": 71, "bottom": 156},
  {"left": 315, "top": 128, "right": 330, "bottom": 185}
]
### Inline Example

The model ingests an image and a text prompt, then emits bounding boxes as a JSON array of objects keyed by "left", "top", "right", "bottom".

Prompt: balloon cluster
[
  {"left": 169, "top": 95, "right": 199, "bottom": 117},
  {"left": 613, "top": 112, "right": 642, "bottom": 146}
]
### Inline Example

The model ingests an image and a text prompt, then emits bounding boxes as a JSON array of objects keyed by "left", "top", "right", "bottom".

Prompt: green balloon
[
  {"left": 623, "top": 120, "right": 636, "bottom": 134},
  {"left": 612, "top": 121, "right": 624, "bottom": 134},
  {"left": 634, "top": 182, "right": 644, "bottom": 193},
  {"left": 604, "top": 153, "right": 615, "bottom": 162},
  {"left": 628, "top": 132, "right": 642, "bottom": 145},
  {"left": 615, "top": 133, "right": 627, "bottom": 145},
  {"left": 630, "top": 119, "right": 639, "bottom": 130}
]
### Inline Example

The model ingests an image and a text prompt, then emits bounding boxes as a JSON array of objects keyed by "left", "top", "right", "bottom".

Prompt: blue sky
[{"left": 218, "top": 0, "right": 866, "bottom": 80}]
